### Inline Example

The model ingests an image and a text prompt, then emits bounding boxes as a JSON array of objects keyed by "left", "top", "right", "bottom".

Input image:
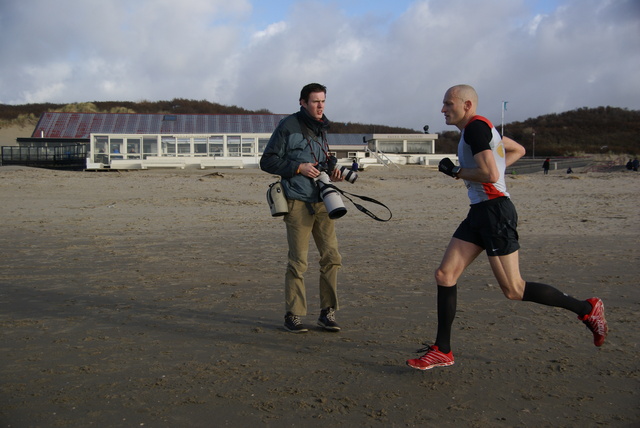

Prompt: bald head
[
  {"left": 448, "top": 84, "right": 478, "bottom": 107},
  {"left": 441, "top": 84, "right": 479, "bottom": 130}
]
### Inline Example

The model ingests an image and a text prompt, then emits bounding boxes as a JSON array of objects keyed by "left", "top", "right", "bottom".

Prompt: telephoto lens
[
  {"left": 315, "top": 172, "right": 347, "bottom": 219},
  {"left": 339, "top": 166, "right": 357, "bottom": 184}
]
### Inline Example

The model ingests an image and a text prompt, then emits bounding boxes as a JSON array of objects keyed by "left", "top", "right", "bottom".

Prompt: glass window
[
  {"left": 407, "top": 142, "right": 429, "bottom": 153},
  {"left": 110, "top": 138, "right": 124, "bottom": 154},
  {"left": 177, "top": 137, "right": 191, "bottom": 155},
  {"left": 94, "top": 136, "right": 109, "bottom": 163},
  {"left": 228, "top": 136, "right": 241, "bottom": 157},
  {"left": 95, "top": 136, "right": 108, "bottom": 154},
  {"left": 143, "top": 137, "right": 158, "bottom": 158},
  {"left": 208, "top": 136, "right": 223, "bottom": 157},
  {"left": 241, "top": 137, "right": 255, "bottom": 156},
  {"left": 378, "top": 141, "right": 403, "bottom": 153},
  {"left": 194, "top": 137, "right": 207, "bottom": 155},
  {"left": 127, "top": 138, "right": 141, "bottom": 154},
  {"left": 162, "top": 136, "right": 176, "bottom": 155},
  {"left": 258, "top": 138, "right": 269, "bottom": 153}
]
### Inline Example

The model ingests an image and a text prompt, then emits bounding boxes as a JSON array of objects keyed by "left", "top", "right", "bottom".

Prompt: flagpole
[{"left": 501, "top": 101, "right": 508, "bottom": 136}]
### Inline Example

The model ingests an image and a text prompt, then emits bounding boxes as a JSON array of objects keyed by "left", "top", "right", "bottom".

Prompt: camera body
[
  {"left": 318, "top": 155, "right": 358, "bottom": 184},
  {"left": 314, "top": 155, "right": 359, "bottom": 219}
]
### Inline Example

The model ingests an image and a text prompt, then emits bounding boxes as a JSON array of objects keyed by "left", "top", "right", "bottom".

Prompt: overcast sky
[{"left": 1, "top": 0, "right": 638, "bottom": 132}]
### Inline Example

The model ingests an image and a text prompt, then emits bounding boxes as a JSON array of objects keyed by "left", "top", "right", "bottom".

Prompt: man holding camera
[
  {"left": 260, "top": 83, "right": 345, "bottom": 333},
  {"left": 406, "top": 84, "right": 607, "bottom": 370}
]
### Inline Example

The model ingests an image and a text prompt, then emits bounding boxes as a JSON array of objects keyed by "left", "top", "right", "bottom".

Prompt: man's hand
[
  {"left": 298, "top": 162, "right": 320, "bottom": 178},
  {"left": 438, "top": 157, "right": 461, "bottom": 178},
  {"left": 330, "top": 167, "right": 344, "bottom": 182}
]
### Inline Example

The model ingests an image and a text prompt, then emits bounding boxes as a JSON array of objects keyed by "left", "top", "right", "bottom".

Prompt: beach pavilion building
[{"left": 9, "top": 112, "right": 440, "bottom": 170}]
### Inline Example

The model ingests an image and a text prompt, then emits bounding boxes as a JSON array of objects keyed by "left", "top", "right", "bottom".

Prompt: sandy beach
[{"left": 0, "top": 164, "right": 638, "bottom": 427}]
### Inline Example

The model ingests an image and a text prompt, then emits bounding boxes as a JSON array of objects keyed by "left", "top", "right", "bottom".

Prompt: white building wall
[{"left": 87, "top": 132, "right": 444, "bottom": 170}]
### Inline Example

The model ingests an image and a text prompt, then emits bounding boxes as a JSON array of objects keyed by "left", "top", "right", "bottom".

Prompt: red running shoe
[
  {"left": 406, "top": 345, "right": 454, "bottom": 370},
  {"left": 579, "top": 297, "right": 607, "bottom": 347}
]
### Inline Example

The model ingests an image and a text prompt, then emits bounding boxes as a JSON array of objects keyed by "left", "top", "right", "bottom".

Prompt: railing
[
  {"left": 507, "top": 157, "right": 594, "bottom": 174},
  {"left": 365, "top": 147, "right": 400, "bottom": 168},
  {"left": 1, "top": 145, "right": 87, "bottom": 170}
]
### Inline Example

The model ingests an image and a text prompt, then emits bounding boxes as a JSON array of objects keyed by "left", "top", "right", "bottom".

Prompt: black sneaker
[
  {"left": 284, "top": 312, "right": 308, "bottom": 333},
  {"left": 317, "top": 307, "right": 341, "bottom": 332}
]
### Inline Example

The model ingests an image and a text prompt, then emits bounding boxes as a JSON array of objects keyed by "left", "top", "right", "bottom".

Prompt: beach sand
[{"left": 0, "top": 165, "right": 638, "bottom": 427}]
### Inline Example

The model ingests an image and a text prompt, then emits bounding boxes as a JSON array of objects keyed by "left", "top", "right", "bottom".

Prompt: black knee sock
[
  {"left": 522, "top": 281, "right": 591, "bottom": 317},
  {"left": 434, "top": 285, "right": 457, "bottom": 354}
]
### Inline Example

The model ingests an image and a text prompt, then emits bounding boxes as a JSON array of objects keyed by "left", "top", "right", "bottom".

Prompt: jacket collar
[{"left": 298, "top": 106, "right": 329, "bottom": 136}]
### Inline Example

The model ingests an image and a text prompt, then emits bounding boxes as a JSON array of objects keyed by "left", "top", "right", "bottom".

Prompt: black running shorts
[{"left": 453, "top": 197, "right": 520, "bottom": 256}]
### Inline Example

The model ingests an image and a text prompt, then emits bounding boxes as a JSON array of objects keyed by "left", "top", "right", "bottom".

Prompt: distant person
[
  {"left": 351, "top": 158, "right": 359, "bottom": 172},
  {"left": 633, "top": 158, "right": 639, "bottom": 172},
  {"left": 260, "top": 83, "right": 345, "bottom": 333},
  {"left": 542, "top": 158, "right": 550, "bottom": 175},
  {"left": 405, "top": 84, "right": 607, "bottom": 371},
  {"left": 567, "top": 167, "right": 573, "bottom": 174},
  {"left": 626, "top": 159, "right": 633, "bottom": 170}
]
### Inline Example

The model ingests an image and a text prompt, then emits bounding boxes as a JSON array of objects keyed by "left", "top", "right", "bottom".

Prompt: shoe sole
[
  {"left": 284, "top": 326, "right": 308, "bottom": 333},
  {"left": 406, "top": 360, "right": 454, "bottom": 370},
  {"left": 317, "top": 321, "right": 341, "bottom": 332},
  {"left": 586, "top": 298, "right": 607, "bottom": 347}
]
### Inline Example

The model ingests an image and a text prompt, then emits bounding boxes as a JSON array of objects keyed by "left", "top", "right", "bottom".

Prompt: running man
[{"left": 406, "top": 85, "right": 607, "bottom": 370}]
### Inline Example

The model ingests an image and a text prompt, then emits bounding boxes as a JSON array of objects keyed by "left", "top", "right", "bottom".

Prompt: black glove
[{"left": 438, "top": 158, "right": 461, "bottom": 177}]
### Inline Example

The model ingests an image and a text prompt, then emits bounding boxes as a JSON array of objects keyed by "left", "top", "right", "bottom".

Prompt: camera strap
[
  {"left": 296, "top": 113, "right": 330, "bottom": 165},
  {"left": 320, "top": 183, "right": 392, "bottom": 222}
]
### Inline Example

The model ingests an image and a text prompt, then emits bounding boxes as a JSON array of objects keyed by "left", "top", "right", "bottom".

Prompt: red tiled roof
[{"left": 32, "top": 112, "right": 290, "bottom": 138}]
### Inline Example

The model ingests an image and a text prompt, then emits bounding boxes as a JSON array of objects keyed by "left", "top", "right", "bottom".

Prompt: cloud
[
  {"left": 0, "top": 0, "right": 638, "bottom": 132},
  {"left": 250, "top": 21, "right": 288, "bottom": 44}
]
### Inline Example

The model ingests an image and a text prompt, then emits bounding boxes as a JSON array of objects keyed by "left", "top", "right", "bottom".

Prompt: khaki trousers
[{"left": 284, "top": 199, "right": 342, "bottom": 316}]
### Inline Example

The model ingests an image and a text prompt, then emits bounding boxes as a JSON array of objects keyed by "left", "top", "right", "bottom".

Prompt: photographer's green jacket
[{"left": 260, "top": 107, "right": 331, "bottom": 203}]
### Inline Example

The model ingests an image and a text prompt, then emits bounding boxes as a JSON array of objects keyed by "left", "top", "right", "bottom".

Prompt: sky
[{"left": 0, "top": 0, "right": 639, "bottom": 132}]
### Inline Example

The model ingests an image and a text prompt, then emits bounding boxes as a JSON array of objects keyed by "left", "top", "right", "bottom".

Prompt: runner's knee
[
  {"left": 434, "top": 267, "right": 457, "bottom": 287},
  {"left": 499, "top": 281, "right": 525, "bottom": 300}
]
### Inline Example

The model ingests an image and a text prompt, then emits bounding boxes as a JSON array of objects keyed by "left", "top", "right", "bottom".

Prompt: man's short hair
[
  {"left": 300, "top": 83, "right": 327, "bottom": 102},
  {"left": 450, "top": 84, "right": 478, "bottom": 105}
]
